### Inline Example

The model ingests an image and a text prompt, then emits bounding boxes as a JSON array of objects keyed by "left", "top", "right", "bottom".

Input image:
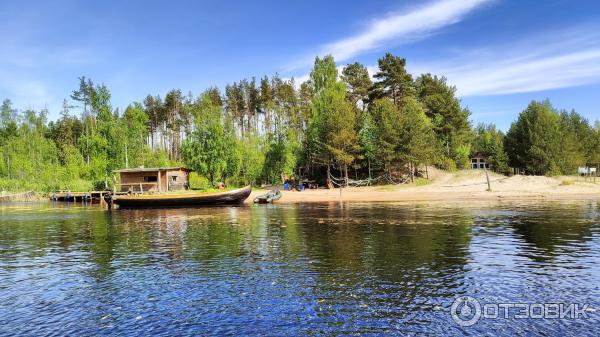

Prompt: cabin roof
[{"left": 113, "top": 167, "right": 192, "bottom": 173}]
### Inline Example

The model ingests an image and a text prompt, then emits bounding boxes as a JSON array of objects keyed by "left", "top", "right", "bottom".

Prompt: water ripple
[{"left": 0, "top": 200, "right": 599, "bottom": 336}]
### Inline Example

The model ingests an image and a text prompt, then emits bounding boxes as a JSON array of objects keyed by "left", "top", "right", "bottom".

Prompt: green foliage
[
  {"left": 437, "top": 157, "right": 457, "bottom": 171},
  {"left": 263, "top": 128, "right": 300, "bottom": 184},
  {"left": 2, "top": 52, "right": 599, "bottom": 192},
  {"left": 188, "top": 172, "right": 210, "bottom": 190},
  {"left": 505, "top": 100, "right": 563, "bottom": 175},
  {"left": 415, "top": 74, "right": 473, "bottom": 165},
  {"left": 358, "top": 111, "right": 377, "bottom": 177},
  {"left": 453, "top": 145, "right": 472, "bottom": 170},
  {"left": 369, "top": 99, "right": 400, "bottom": 170},
  {"left": 341, "top": 62, "right": 372, "bottom": 108},
  {"left": 556, "top": 110, "right": 591, "bottom": 173},
  {"left": 182, "top": 93, "right": 239, "bottom": 186},
  {"left": 239, "top": 133, "right": 265, "bottom": 185},
  {"left": 414, "top": 177, "right": 432, "bottom": 186},
  {"left": 503, "top": 100, "right": 596, "bottom": 175},
  {"left": 397, "top": 96, "right": 439, "bottom": 168},
  {"left": 473, "top": 123, "right": 510, "bottom": 174},
  {"left": 122, "top": 102, "right": 150, "bottom": 168},
  {"left": 370, "top": 53, "right": 414, "bottom": 106}
]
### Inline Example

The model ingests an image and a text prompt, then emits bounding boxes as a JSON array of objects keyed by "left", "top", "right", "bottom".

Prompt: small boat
[
  {"left": 253, "top": 190, "right": 282, "bottom": 204},
  {"left": 106, "top": 185, "right": 252, "bottom": 208}
]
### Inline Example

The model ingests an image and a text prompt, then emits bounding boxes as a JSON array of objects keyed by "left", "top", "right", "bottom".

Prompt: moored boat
[
  {"left": 253, "top": 189, "right": 282, "bottom": 204},
  {"left": 106, "top": 185, "right": 252, "bottom": 208}
]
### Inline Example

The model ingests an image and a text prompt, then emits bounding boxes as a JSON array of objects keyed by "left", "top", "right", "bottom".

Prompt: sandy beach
[{"left": 247, "top": 168, "right": 600, "bottom": 203}]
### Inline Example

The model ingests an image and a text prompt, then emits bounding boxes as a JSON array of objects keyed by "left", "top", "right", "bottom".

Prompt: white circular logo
[{"left": 451, "top": 296, "right": 482, "bottom": 326}]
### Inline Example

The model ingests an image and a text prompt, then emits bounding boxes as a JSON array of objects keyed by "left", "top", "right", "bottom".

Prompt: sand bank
[{"left": 247, "top": 169, "right": 600, "bottom": 203}]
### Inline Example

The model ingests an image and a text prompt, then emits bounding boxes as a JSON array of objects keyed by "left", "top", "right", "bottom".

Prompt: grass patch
[
  {"left": 559, "top": 179, "right": 575, "bottom": 186},
  {"left": 414, "top": 178, "right": 432, "bottom": 186},
  {"left": 375, "top": 184, "right": 399, "bottom": 191}
]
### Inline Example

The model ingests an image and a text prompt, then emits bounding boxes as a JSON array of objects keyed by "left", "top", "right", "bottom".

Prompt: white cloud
[
  {"left": 283, "top": 0, "right": 489, "bottom": 71},
  {"left": 288, "top": 26, "right": 600, "bottom": 97},
  {"left": 407, "top": 28, "right": 600, "bottom": 96},
  {"left": 285, "top": 0, "right": 489, "bottom": 76},
  {"left": 322, "top": 0, "right": 490, "bottom": 62}
]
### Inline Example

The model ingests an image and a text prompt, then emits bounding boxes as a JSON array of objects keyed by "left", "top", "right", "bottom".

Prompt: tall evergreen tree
[
  {"left": 397, "top": 97, "right": 438, "bottom": 180},
  {"left": 415, "top": 74, "right": 472, "bottom": 168},
  {"left": 370, "top": 53, "right": 414, "bottom": 106},
  {"left": 369, "top": 99, "right": 401, "bottom": 173},
  {"left": 342, "top": 62, "right": 372, "bottom": 109}
]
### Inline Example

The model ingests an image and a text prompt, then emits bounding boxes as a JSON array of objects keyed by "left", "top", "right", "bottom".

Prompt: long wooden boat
[{"left": 107, "top": 185, "right": 252, "bottom": 208}]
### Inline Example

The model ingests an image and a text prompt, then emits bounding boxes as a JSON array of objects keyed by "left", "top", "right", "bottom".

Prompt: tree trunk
[
  {"left": 344, "top": 164, "right": 349, "bottom": 187},
  {"left": 150, "top": 129, "right": 154, "bottom": 150},
  {"left": 326, "top": 163, "right": 332, "bottom": 189}
]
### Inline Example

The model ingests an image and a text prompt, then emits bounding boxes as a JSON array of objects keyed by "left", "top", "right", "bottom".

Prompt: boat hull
[
  {"left": 112, "top": 185, "right": 252, "bottom": 208},
  {"left": 253, "top": 190, "right": 282, "bottom": 204}
]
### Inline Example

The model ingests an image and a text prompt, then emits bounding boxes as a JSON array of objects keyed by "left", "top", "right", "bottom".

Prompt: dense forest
[{"left": 1, "top": 52, "right": 599, "bottom": 192}]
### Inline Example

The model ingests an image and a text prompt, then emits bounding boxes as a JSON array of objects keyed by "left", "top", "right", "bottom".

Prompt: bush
[
  {"left": 189, "top": 172, "right": 210, "bottom": 190},
  {"left": 454, "top": 145, "right": 471, "bottom": 169},
  {"left": 437, "top": 157, "right": 457, "bottom": 171}
]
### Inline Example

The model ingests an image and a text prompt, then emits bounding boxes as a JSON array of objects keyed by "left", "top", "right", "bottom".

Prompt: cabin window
[
  {"left": 144, "top": 176, "right": 158, "bottom": 182},
  {"left": 171, "top": 176, "right": 177, "bottom": 182}
]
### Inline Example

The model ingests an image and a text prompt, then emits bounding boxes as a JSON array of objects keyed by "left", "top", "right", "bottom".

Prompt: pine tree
[
  {"left": 397, "top": 97, "right": 438, "bottom": 180},
  {"left": 369, "top": 99, "right": 401, "bottom": 173},
  {"left": 342, "top": 62, "right": 372, "bottom": 109},
  {"left": 370, "top": 53, "right": 414, "bottom": 107}
]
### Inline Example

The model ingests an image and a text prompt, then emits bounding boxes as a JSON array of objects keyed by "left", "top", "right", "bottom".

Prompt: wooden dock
[{"left": 51, "top": 191, "right": 110, "bottom": 202}]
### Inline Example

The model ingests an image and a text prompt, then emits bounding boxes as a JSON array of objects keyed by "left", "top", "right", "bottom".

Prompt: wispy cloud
[
  {"left": 287, "top": 0, "right": 490, "bottom": 70},
  {"left": 408, "top": 27, "right": 600, "bottom": 96}
]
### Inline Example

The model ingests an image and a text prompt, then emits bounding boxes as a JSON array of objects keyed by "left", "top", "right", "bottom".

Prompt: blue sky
[{"left": 1, "top": 0, "right": 600, "bottom": 130}]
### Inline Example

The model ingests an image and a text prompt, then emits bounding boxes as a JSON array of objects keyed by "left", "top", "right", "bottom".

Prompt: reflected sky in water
[{"left": 0, "top": 201, "right": 599, "bottom": 336}]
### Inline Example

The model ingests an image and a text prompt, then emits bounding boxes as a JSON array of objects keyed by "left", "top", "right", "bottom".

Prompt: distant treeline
[{"left": 1, "top": 53, "right": 599, "bottom": 191}]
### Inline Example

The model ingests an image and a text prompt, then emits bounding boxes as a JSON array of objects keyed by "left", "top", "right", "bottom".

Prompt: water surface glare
[{"left": 1, "top": 201, "right": 599, "bottom": 336}]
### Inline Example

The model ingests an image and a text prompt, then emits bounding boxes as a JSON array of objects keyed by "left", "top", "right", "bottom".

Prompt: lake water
[{"left": 0, "top": 201, "right": 599, "bottom": 336}]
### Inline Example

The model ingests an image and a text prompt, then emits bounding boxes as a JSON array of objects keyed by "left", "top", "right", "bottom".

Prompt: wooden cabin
[
  {"left": 470, "top": 153, "right": 491, "bottom": 170},
  {"left": 114, "top": 167, "right": 191, "bottom": 193}
]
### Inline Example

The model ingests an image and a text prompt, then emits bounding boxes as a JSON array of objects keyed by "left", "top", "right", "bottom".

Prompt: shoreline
[
  {"left": 246, "top": 189, "right": 600, "bottom": 204},
  {"left": 246, "top": 169, "right": 600, "bottom": 204},
  {"left": 3, "top": 170, "right": 599, "bottom": 205}
]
